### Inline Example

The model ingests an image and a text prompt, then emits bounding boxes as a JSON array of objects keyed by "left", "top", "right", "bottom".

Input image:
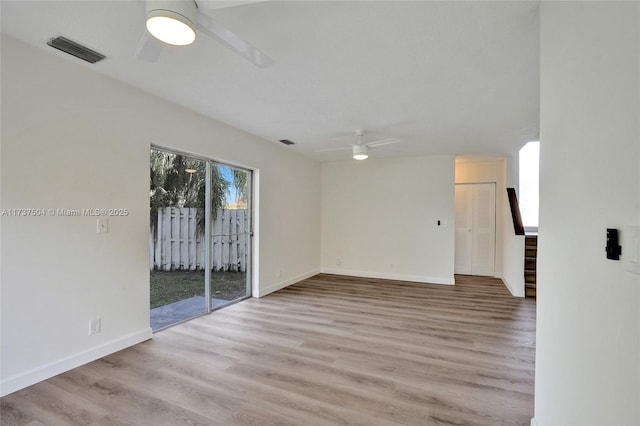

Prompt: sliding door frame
[
  {"left": 150, "top": 144, "right": 254, "bottom": 323},
  {"left": 204, "top": 161, "right": 212, "bottom": 312}
]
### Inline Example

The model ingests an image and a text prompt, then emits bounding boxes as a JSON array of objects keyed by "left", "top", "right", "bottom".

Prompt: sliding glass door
[
  {"left": 150, "top": 148, "right": 252, "bottom": 331},
  {"left": 210, "top": 165, "right": 252, "bottom": 308}
]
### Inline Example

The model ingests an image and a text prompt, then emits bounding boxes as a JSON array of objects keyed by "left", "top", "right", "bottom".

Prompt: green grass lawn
[{"left": 150, "top": 270, "right": 248, "bottom": 309}]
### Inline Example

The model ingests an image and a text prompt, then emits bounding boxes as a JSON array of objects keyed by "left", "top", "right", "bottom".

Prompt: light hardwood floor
[{"left": 1, "top": 274, "right": 536, "bottom": 425}]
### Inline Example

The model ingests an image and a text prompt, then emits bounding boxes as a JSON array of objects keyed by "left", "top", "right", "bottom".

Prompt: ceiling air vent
[
  {"left": 47, "top": 36, "right": 106, "bottom": 64},
  {"left": 279, "top": 139, "right": 295, "bottom": 146}
]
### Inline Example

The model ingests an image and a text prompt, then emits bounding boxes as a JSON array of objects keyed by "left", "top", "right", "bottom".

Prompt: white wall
[
  {"left": 321, "top": 156, "right": 455, "bottom": 284},
  {"left": 0, "top": 36, "right": 321, "bottom": 396},
  {"left": 535, "top": 2, "right": 640, "bottom": 425},
  {"left": 455, "top": 157, "right": 525, "bottom": 297},
  {"left": 503, "top": 154, "right": 526, "bottom": 298},
  {"left": 501, "top": 210, "right": 525, "bottom": 298}
]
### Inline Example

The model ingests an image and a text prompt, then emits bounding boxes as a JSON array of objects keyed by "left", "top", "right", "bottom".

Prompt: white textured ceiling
[{"left": 1, "top": 1, "right": 540, "bottom": 161}]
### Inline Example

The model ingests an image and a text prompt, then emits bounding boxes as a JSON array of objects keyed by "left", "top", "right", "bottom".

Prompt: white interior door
[
  {"left": 455, "top": 183, "right": 496, "bottom": 276},
  {"left": 455, "top": 185, "right": 473, "bottom": 275}
]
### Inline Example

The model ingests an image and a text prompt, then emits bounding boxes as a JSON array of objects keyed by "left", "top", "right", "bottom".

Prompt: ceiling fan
[
  {"left": 316, "top": 130, "right": 401, "bottom": 160},
  {"left": 136, "top": 0, "right": 274, "bottom": 68}
]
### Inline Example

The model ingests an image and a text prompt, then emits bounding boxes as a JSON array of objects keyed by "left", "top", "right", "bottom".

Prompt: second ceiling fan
[{"left": 317, "top": 130, "right": 401, "bottom": 160}]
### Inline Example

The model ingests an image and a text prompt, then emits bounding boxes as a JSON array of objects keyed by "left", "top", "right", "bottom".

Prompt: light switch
[{"left": 97, "top": 218, "right": 109, "bottom": 234}]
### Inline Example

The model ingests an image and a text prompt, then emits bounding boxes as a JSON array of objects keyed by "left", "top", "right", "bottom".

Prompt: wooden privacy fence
[{"left": 150, "top": 207, "right": 249, "bottom": 272}]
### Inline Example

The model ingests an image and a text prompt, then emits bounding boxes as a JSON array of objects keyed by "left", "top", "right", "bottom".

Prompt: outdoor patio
[{"left": 150, "top": 270, "right": 247, "bottom": 331}]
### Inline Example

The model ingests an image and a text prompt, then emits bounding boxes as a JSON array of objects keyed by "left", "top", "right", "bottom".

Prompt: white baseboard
[
  {"left": 530, "top": 417, "right": 538, "bottom": 426},
  {"left": 502, "top": 276, "right": 525, "bottom": 297},
  {"left": 0, "top": 327, "right": 152, "bottom": 397},
  {"left": 321, "top": 268, "right": 455, "bottom": 285},
  {"left": 255, "top": 269, "right": 320, "bottom": 297}
]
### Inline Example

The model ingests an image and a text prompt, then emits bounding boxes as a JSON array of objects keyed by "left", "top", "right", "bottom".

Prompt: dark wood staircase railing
[
  {"left": 507, "top": 188, "right": 525, "bottom": 235},
  {"left": 506, "top": 188, "right": 537, "bottom": 298}
]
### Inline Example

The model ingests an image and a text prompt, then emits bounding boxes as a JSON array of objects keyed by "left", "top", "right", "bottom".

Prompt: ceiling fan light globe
[
  {"left": 146, "top": 10, "right": 196, "bottom": 46},
  {"left": 353, "top": 144, "right": 368, "bottom": 160}
]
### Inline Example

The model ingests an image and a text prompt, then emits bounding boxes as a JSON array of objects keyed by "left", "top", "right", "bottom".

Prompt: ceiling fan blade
[
  {"left": 367, "top": 138, "right": 401, "bottom": 148},
  {"left": 195, "top": 11, "right": 274, "bottom": 68},
  {"left": 315, "top": 146, "right": 352, "bottom": 153},
  {"left": 135, "top": 31, "right": 163, "bottom": 62},
  {"left": 198, "top": 0, "right": 271, "bottom": 11}
]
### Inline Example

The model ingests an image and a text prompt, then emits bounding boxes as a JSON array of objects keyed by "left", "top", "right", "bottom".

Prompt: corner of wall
[
  {"left": 502, "top": 276, "right": 525, "bottom": 298},
  {"left": 254, "top": 269, "right": 320, "bottom": 298}
]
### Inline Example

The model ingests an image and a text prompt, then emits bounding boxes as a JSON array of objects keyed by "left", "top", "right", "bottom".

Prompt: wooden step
[
  {"left": 525, "top": 272, "right": 536, "bottom": 284},
  {"left": 524, "top": 235, "right": 537, "bottom": 298},
  {"left": 525, "top": 257, "right": 536, "bottom": 270}
]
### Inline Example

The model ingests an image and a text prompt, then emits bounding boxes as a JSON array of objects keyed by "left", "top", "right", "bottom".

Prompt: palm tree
[
  {"left": 232, "top": 168, "right": 248, "bottom": 207},
  {"left": 150, "top": 149, "right": 228, "bottom": 233}
]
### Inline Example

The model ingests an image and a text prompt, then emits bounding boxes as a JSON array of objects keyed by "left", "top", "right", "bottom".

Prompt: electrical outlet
[{"left": 89, "top": 318, "right": 101, "bottom": 335}]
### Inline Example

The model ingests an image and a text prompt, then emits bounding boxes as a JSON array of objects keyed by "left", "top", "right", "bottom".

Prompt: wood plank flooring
[{"left": 1, "top": 274, "right": 536, "bottom": 425}]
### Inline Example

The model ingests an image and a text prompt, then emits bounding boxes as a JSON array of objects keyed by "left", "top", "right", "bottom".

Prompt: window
[{"left": 519, "top": 141, "right": 540, "bottom": 231}]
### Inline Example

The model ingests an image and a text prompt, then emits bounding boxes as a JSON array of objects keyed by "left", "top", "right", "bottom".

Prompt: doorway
[
  {"left": 455, "top": 183, "right": 496, "bottom": 276},
  {"left": 149, "top": 148, "right": 252, "bottom": 331}
]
